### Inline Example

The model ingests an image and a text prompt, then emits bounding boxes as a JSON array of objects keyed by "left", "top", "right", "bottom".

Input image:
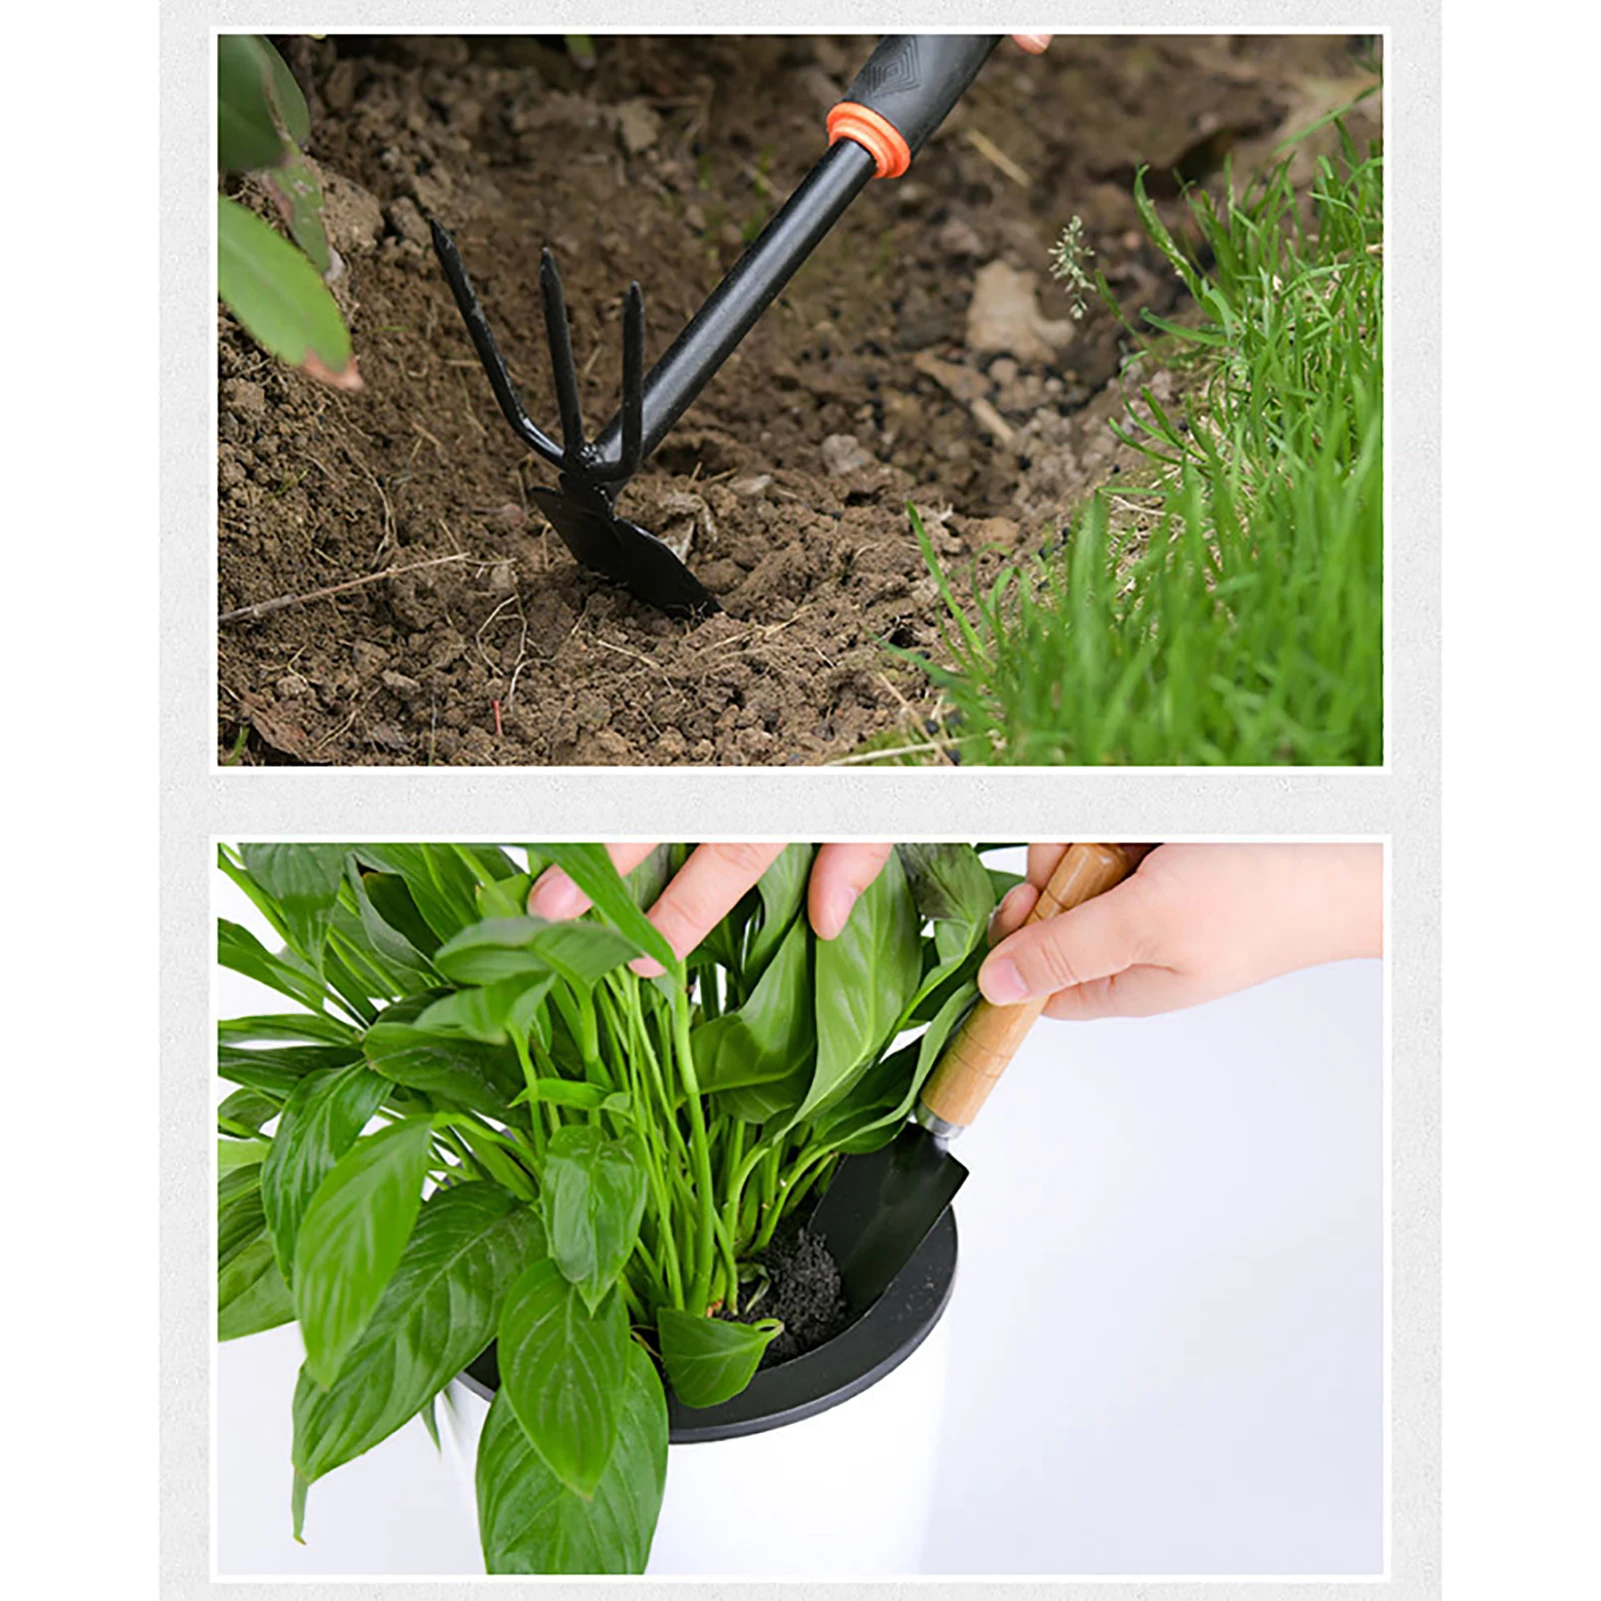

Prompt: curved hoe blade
[{"left": 528, "top": 489, "right": 721, "bottom": 619}]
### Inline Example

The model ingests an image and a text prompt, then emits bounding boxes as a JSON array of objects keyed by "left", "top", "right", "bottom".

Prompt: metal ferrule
[{"left": 913, "top": 1104, "right": 964, "bottom": 1142}]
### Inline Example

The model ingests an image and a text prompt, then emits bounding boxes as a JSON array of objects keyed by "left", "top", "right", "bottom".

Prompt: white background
[{"left": 214, "top": 851, "right": 1383, "bottom": 1577}]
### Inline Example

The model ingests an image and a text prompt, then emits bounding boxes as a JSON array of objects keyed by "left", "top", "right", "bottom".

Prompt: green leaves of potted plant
[
  {"left": 217, "top": 841, "right": 1007, "bottom": 1573},
  {"left": 217, "top": 35, "right": 361, "bottom": 389}
]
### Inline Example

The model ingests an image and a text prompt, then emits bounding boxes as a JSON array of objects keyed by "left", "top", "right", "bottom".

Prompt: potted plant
[{"left": 217, "top": 841, "right": 1009, "bottom": 1573}]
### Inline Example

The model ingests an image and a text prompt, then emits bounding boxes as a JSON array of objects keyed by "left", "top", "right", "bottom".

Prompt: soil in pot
[
  {"left": 732, "top": 1221, "right": 850, "bottom": 1368},
  {"left": 217, "top": 32, "right": 1381, "bottom": 766}
]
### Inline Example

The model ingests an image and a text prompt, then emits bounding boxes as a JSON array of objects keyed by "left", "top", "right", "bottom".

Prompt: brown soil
[{"left": 218, "top": 33, "right": 1380, "bottom": 766}]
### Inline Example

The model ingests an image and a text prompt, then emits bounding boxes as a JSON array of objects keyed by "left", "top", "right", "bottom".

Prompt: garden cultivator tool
[
  {"left": 431, "top": 34, "right": 1001, "bottom": 616},
  {"left": 811, "top": 844, "right": 1144, "bottom": 1313}
]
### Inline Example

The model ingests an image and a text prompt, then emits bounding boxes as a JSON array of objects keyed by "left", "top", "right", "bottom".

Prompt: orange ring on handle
[{"left": 826, "top": 102, "right": 912, "bottom": 180}]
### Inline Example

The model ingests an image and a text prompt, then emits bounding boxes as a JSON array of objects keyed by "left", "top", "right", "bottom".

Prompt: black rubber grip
[{"left": 839, "top": 35, "right": 1002, "bottom": 159}]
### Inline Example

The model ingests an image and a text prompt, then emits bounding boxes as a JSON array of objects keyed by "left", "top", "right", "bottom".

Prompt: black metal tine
[
  {"left": 429, "top": 220, "right": 563, "bottom": 469},
  {"left": 539, "top": 250, "right": 586, "bottom": 460},
  {"left": 590, "top": 282, "right": 645, "bottom": 485},
  {"left": 620, "top": 282, "right": 644, "bottom": 478}
]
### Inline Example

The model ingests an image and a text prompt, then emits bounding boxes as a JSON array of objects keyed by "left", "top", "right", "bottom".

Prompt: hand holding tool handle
[
  {"left": 919, "top": 843, "right": 1140, "bottom": 1134},
  {"left": 829, "top": 35, "right": 1002, "bottom": 178}
]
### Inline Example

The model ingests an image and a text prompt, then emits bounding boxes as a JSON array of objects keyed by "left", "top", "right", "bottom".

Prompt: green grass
[{"left": 905, "top": 119, "right": 1383, "bottom": 766}]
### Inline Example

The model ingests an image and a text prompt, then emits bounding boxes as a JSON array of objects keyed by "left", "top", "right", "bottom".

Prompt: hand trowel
[{"left": 809, "top": 842, "right": 1143, "bottom": 1313}]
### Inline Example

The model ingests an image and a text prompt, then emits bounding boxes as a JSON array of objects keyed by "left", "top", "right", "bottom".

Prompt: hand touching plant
[
  {"left": 980, "top": 843, "right": 1383, "bottom": 1017},
  {"left": 529, "top": 842, "right": 897, "bottom": 963},
  {"left": 217, "top": 842, "right": 1002, "bottom": 1574}
]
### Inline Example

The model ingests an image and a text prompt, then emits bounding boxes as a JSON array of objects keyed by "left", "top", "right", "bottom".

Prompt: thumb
[{"left": 978, "top": 878, "right": 1146, "bottom": 1005}]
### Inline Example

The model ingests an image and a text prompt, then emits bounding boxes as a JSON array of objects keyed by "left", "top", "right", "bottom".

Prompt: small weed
[
  {"left": 907, "top": 115, "right": 1383, "bottom": 766},
  {"left": 1048, "top": 215, "right": 1096, "bottom": 320}
]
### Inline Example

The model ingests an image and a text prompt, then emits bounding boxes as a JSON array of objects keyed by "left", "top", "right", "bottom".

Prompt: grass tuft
[{"left": 906, "top": 118, "right": 1383, "bottom": 766}]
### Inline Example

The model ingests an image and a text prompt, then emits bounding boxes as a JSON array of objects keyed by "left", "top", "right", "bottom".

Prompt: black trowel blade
[
  {"left": 529, "top": 488, "right": 721, "bottom": 618},
  {"left": 809, "top": 1123, "right": 968, "bottom": 1315}
]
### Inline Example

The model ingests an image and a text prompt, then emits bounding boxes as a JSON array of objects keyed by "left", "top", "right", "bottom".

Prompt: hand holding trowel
[{"left": 810, "top": 843, "right": 1148, "bottom": 1312}]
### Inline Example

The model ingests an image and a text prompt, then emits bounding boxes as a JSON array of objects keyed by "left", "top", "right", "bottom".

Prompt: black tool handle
[
  {"left": 589, "top": 33, "right": 1001, "bottom": 473},
  {"left": 834, "top": 35, "right": 1001, "bottom": 169}
]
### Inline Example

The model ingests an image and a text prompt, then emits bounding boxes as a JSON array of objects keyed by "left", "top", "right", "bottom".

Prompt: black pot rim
[{"left": 457, "top": 1209, "right": 958, "bottom": 1444}]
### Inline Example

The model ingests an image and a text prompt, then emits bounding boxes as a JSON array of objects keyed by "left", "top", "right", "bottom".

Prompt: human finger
[
  {"left": 809, "top": 843, "right": 896, "bottom": 939},
  {"left": 633, "top": 842, "right": 787, "bottom": 976},
  {"left": 528, "top": 842, "right": 661, "bottom": 920},
  {"left": 978, "top": 876, "right": 1150, "bottom": 1005},
  {"left": 988, "top": 880, "right": 1039, "bottom": 943},
  {"left": 1026, "top": 842, "right": 1071, "bottom": 889},
  {"left": 1012, "top": 33, "right": 1052, "bottom": 54}
]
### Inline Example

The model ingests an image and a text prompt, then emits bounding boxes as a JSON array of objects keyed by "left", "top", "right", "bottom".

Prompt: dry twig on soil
[{"left": 218, "top": 553, "right": 472, "bottom": 624}]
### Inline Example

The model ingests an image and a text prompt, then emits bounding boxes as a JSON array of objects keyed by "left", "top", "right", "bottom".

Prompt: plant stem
[{"left": 671, "top": 987, "right": 718, "bottom": 1313}]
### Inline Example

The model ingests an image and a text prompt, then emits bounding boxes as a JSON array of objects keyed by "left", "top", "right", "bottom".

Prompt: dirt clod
[{"left": 965, "top": 260, "right": 1078, "bottom": 362}]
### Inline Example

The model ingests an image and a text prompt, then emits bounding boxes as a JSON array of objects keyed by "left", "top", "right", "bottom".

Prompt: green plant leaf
[
  {"left": 800, "top": 849, "right": 922, "bottom": 1121},
  {"left": 715, "top": 1061, "right": 811, "bottom": 1124},
  {"left": 220, "top": 1239, "right": 294, "bottom": 1340},
  {"left": 478, "top": 1339, "right": 667, "bottom": 1574},
  {"left": 897, "top": 842, "right": 995, "bottom": 967},
  {"left": 456, "top": 844, "right": 525, "bottom": 883},
  {"left": 360, "top": 868, "right": 444, "bottom": 956},
  {"left": 261, "top": 1061, "right": 389, "bottom": 1276},
  {"left": 259, "top": 36, "right": 311, "bottom": 144},
  {"left": 477, "top": 872, "right": 534, "bottom": 921},
  {"left": 218, "top": 1042, "right": 362, "bottom": 1099},
  {"left": 744, "top": 844, "right": 815, "bottom": 981},
  {"left": 293, "top": 1117, "right": 434, "bottom": 1385},
  {"left": 819, "top": 981, "right": 978, "bottom": 1154},
  {"left": 238, "top": 844, "right": 349, "bottom": 970},
  {"left": 220, "top": 1012, "right": 359, "bottom": 1046},
  {"left": 623, "top": 846, "right": 676, "bottom": 913},
  {"left": 498, "top": 1259, "right": 629, "bottom": 1496},
  {"left": 415, "top": 975, "right": 554, "bottom": 1046},
  {"left": 511, "top": 1078, "right": 632, "bottom": 1117},
  {"left": 218, "top": 1164, "right": 293, "bottom": 1340},
  {"left": 657, "top": 1307, "right": 783, "bottom": 1408},
  {"left": 218, "top": 1135, "right": 270, "bottom": 1170},
  {"left": 434, "top": 916, "right": 640, "bottom": 990},
  {"left": 218, "top": 918, "right": 335, "bottom": 1014},
  {"left": 533, "top": 844, "right": 680, "bottom": 975},
  {"left": 541, "top": 1128, "right": 646, "bottom": 1312},
  {"left": 692, "top": 911, "right": 814, "bottom": 1092},
  {"left": 264, "top": 157, "right": 331, "bottom": 274},
  {"left": 217, "top": 34, "right": 298, "bottom": 172},
  {"left": 346, "top": 864, "right": 440, "bottom": 982},
  {"left": 292, "top": 1183, "right": 543, "bottom": 1483},
  {"left": 363, "top": 1022, "right": 525, "bottom": 1118},
  {"left": 419, "top": 1392, "right": 441, "bottom": 1452},
  {"left": 218, "top": 1086, "right": 283, "bottom": 1137},
  {"left": 218, "top": 196, "right": 359, "bottom": 389},
  {"left": 354, "top": 845, "right": 489, "bottom": 943}
]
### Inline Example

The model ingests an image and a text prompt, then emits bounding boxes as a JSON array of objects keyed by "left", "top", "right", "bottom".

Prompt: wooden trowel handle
[{"left": 918, "top": 843, "right": 1139, "bottom": 1134}]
